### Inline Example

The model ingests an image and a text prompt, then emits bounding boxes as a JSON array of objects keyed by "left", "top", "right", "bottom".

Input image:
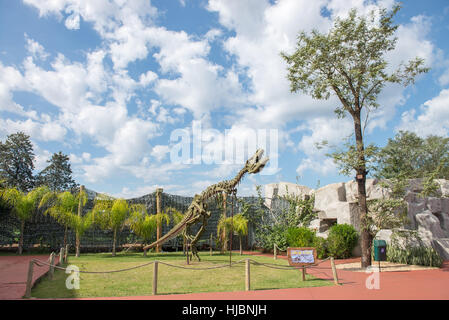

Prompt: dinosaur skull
[{"left": 246, "top": 148, "right": 269, "bottom": 174}]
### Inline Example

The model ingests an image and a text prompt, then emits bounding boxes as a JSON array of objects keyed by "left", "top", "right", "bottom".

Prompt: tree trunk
[
  {"left": 18, "top": 220, "right": 24, "bottom": 255},
  {"left": 239, "top": 236, "right": 242, "bottom": 255},
  {"left": 112, "top": 228, "right": 117, "bottom": 257},
  {"left": 156, "top": 188, "right": 163, "bottom": 253},
  {"left": 353, "top": 111, "right": 371, "bottom": 269},
  {"left": 76, "top": 185, "right": 84, "bottom": 258},
  {"left": 75, "top": 231, "right": 80, "bottom": 257},
  {"left": 63, "top": 225, "right": 68, "bottom": 248}
]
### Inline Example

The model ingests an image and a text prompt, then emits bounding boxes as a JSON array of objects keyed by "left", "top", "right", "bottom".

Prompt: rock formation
[{"left": 265, "top": 179, "right": 449, "bottom": 259}]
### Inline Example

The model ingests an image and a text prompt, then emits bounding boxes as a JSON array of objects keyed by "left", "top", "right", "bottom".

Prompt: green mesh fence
[{"left": 0, "top": 191, "right": 289, "bottom": 252}]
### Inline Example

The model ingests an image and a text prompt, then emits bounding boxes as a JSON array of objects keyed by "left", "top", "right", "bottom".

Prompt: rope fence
[{"left": 24, "top": 248, "right": 340, "bottom": 298}]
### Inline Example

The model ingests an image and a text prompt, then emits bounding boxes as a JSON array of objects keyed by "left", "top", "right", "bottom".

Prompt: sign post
[{"left": 287, "top": 247, "right": 317, "bottom": 282}]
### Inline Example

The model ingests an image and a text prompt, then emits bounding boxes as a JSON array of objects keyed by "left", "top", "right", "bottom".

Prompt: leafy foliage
[
  {"left": 365, "top": 177, "right": 409, "bottom": 236},
  {"left": 326, "top": 224, "right": 359, "bottom": 259},
  {"left": 280, "top": 185, "right": 316, "bottom": 227},
  {"left": 258, "top": 224, "right": 289, "bottom": 252},
  {"left": 126, "top": 205, "right": 155, "bottom": 243},
  {"left": 39, "top": 190, "right": 83, "bottom": 228},
  {"left": 325, "top": 138, "right": 379, "bottom": 177},
  {"left": 232, "top": 213, "right": 248, "bottom": 237},
  {"left": 376, "top": 131, "right": 449, "bottom": 180},
  {"left": 1, "top": 186, "right": 49, "bottom": 253},
  {"left": 313, "top": 237, "right": 329, "bottom": 259},
  {"left": 387, "top": 245, "right": 443, "bottom": 267},
  {"left": 216, "top": 215, "right": 233, "bottom": 245},
  {"left": 281, "top": 5, "right": 428, "bottom": 118},
  {"left": 286, "top": 226, "right": 316, "bottom": 247},
  {"left": 3, "top": 186, "right": 49, "bottom": 222}
]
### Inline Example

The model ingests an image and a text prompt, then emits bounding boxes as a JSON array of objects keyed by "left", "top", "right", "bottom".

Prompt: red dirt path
[{"left": 0, "top": 254, "right": 58, "bottom": 300}]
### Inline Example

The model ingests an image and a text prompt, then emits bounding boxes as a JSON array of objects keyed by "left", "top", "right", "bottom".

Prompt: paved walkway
[{"left": 0, "top": 254, "right": 58, "bottom": 299}]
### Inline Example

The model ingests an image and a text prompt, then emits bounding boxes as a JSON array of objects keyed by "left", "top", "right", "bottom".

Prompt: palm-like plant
[
  {"left": 69, "top": 210, "right": 94, "bottom": 255},
  {"left": 217, "top": 215, "right": 233, "bottom": 253},
  {"left": 39, "top": 191, "right": 78, "bottom": 248},
  {"left": 2, "top": 186, "right": 49, "bottom": 254},
  {"left": 127, "top": 205, "right": 156, "bottom": 256},
  {"left": 232, "top": 213, "right": 249, "bottom": 255},
  {"left": 92, "top": 198, "right": 146, "bottom": 256}
]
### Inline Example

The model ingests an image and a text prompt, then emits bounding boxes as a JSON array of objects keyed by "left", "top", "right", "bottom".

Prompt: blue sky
[{"left": 0, "top": 0, "right": 448, "bottom": 198}]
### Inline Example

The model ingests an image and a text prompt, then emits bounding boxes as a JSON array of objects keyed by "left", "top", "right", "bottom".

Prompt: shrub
[
  {"left": 327, "top": 224, "right": 359, "bottom": 259},
  {"left": 313, "top": 236, "right": 329, "bottom": 259},
  {"left": 259, "top": 225, "right": 288, "bottom": 252},
  {"left": 387, "top": 245, "right": 443, "bottom": 267},
  {"left": 286, "top": 226, "right": 316, "bottom": 247}
]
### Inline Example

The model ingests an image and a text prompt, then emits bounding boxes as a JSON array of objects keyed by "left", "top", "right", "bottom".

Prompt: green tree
[
  {"left": 69, "top": 210, "right": 94, "bottom": 257},
  {"left": 37, "top": 152, "right": 78, "bottom": 192},
  {"left": 0, "top": 132, "right": 35, "bottom": 192},
  {"left": 281, "top": 6, "right": 428, "bottom": 268},
  {"left": 92, "top": 198, "right": 154, "bottom": 256},
  {"left": 2, "top": 186, "right": 49, "bottom": 254},
  {"left": 126, "top": 206, "right": 180, "bottom": 255},
  {"left": 126, "top": 206, "right": 156, "bottom": 256},
  {"left": 39, "top": 190, "right": 84, "bottom": 248},
  {"left": 232, "top": 213, "right": 249, "bottom": 255},
  {"left": 216, "top": 215, "right": 233, "bottom": 252},
  {"left": 376, "top": 131, "right": 449, "bottom": 179}
]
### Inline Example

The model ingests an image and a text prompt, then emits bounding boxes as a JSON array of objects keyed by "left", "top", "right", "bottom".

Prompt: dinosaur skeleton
[{"left": 143, "top": 149, "right": 269, "bottom": 261}]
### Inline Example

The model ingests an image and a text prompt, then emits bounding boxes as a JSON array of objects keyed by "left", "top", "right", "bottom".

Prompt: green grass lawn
[{"left": 31, "top": 251, "right": 333, "bottom": 298}]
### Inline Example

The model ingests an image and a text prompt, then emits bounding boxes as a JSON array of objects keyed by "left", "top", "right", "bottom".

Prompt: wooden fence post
[
  {"left": 330, "top": 257, "right": 339, "bottom": 285},
  {"left": 274, "top": 244, "right": 277, "bottom": 260},
  {"left": 156, "top": 188, "right": 163, "bottom": 253},
  {"left": 245, "top": 259, "right": 250, "bottom": 291},
  {"left": 302, "top": 266, "right": 306, "bottom": 281},
  {"left": 48, "top": 253, "right": 55, "bottom": 280},
  {"left": 210, "top": 234, "right": 213, "bottom": 256},
  {"left": 59, "top": 247, "right": 64, "bottom": 266},
  {"left": 152, "top": 261, "right": 158, "bottom": 295},
  {"left": 24, "top": 260, "right": 34, "bottom": 298}
]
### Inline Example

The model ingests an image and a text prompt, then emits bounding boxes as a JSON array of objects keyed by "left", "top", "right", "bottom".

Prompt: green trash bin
[{"left": 373, "top": 240, "right": 387, "bottom": 261}]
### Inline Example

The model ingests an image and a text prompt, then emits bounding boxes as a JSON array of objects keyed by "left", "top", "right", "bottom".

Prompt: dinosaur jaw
[{"left": 246, "top": 149, "right": 269, "bottom": 174}]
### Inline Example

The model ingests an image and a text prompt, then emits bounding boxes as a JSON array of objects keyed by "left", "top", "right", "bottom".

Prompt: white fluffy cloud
[
  {"left": 397, "top": 88, "right": 449, "bottom": 137},
  {"left": 6, "top": 0, "right": 442, "bottom": 196},
  {"left": 0, "top": 117, "right": 67, "bottom": 142},
  {"left": 24, "top": 34, "right": 49, "bottom": 60}
]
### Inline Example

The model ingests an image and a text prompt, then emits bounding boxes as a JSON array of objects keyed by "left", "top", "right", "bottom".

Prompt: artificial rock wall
[{"left": 265, "top": 179, "right": 449, "bottom": 259}]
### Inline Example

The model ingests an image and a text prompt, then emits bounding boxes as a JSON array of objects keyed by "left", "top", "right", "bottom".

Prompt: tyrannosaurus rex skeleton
[{"left": 143, "top": 148, "right": 269, "bottom": 260}]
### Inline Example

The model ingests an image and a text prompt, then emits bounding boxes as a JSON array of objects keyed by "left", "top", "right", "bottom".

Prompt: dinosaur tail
[{"left": 143, "top": 211, "right": 193, "bottom": 251}]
